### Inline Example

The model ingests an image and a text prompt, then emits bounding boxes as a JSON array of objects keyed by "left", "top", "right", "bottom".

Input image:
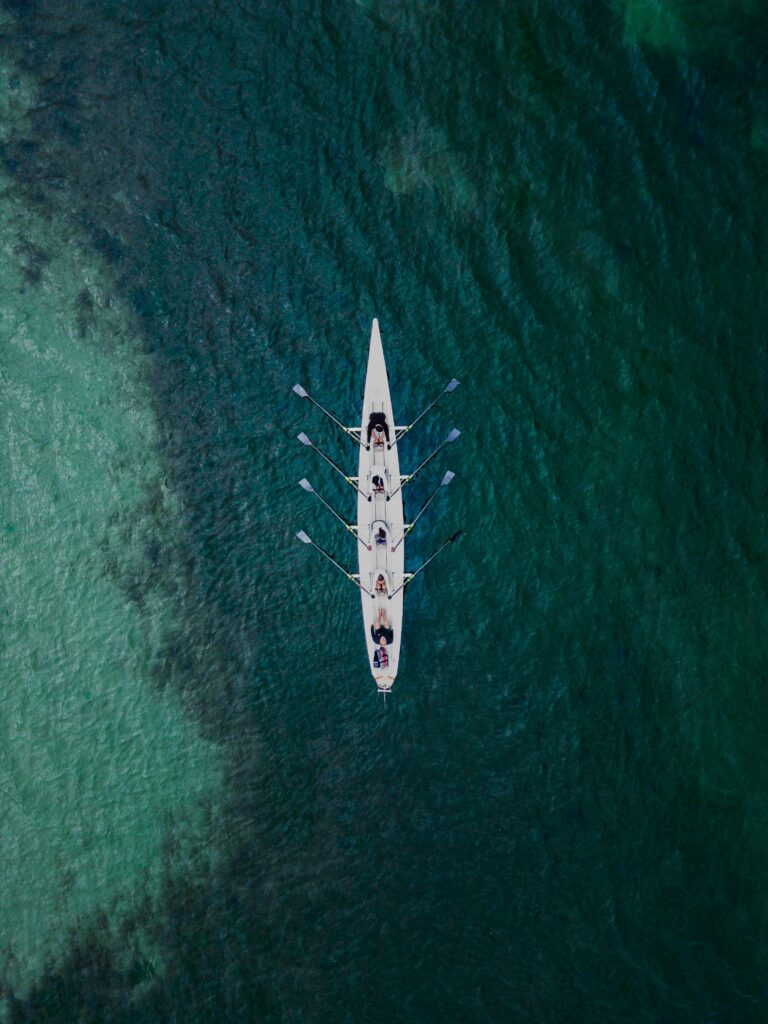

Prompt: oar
[
  {"left": 390, "top": 379, "right": 459, "bottom": 447},
  {"left": 388, "top": 530, "right": 462, "bottom": 598},
  {"left": 387, "top": 429, "right": 460, "bottom": 500},
  {"left": 292, "top": 384, "right": 366, "bottom": 448},
  {"left": 298, "top": 479, "right": 371, "bottom": 550},
  {"left": 391, "top": 471, "right": 455, "bottom": 551},
  {"left": 296, "top": 531, "right": 374, "bottom": 597},
  {"left": 297, "top": 432, "right": 369, "bottom": 499}
]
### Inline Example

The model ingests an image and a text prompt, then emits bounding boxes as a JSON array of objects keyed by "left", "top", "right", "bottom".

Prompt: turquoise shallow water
[{"left": 2, "top": 0, "right": 768, "bottom": 1020}]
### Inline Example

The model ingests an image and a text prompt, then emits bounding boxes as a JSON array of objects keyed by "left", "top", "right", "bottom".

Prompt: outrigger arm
[
  {"left": 387, "top": 429, "right": 460, "bottom": 500},
  {"left": 296, "top": 531, "right": 375, "bottom": 597},
  {"left": 388, "top": 530, "right": 463, "bottom": 598},
  {"left": 389, "top": 378, "right": 459, "bottom": 448},
  {"left": 297, "top": 433, "right": 369, "bottom": 500},
  {"left": 391, "top": 471, "right": 455, "bottom": 551},
  {"left": 292, "top": 384, "right": 367, "bottom": 449},
  {"left": 298, "top": 479, "right": 371, "bottom": 551}
]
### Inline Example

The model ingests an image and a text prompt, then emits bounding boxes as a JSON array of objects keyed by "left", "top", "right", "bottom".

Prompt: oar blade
[
  {"left": 446, "top": 428, "right": 461, "bottom": 443},
  {"left": 292, "top": 384, "right": 308, "bottom": 398},
  {"left": 445, "top": 378, "right": 460, "bottom": 393},
  {"left": 297, "top": 432, "right": 311, "bottom": 445},
  {"left": 441, "top": 470, "right": 456, "bottom": 486},
  {"left": 296, "top": 530, "right": 312, "bottom": 544},
  {"left": 298, "top": 478, "right": 313, "bottom": 492}
]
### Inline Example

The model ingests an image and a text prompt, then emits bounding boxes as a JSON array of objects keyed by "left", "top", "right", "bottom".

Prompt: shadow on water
[{"left": 4, "top": 0, "right": 768, "bottom": 1020}]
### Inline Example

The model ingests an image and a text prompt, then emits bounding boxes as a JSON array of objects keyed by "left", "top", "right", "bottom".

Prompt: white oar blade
[
  {"left": 441, "top": 471, "right": 456, "bottom": 486},
  {"left": 445, "top": 378, "right": 460, "bottom": 393},
  {"left": 446, "top": 428, "right": 461, "bottom": 443},
  {"left": 292, "top": 384, "right": 308, "bottom": 398},
  {"left": 296, "top": 530, "right": 312, "bottom": 544},
  {"left": 298, "top": 478, "right": 314, "bottom": 492},
  {"left": 297, "top": 432, "right": 311, "bottom": 445}
]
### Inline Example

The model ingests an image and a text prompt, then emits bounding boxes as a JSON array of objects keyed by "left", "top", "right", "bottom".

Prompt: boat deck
[{"left": 357, "top": 321, "right": 404, "bottom": 689}]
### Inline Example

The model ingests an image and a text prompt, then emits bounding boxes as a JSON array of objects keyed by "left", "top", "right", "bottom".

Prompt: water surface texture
[{"left": 2, "top": 1, "right": 768, "bottom": 1021}]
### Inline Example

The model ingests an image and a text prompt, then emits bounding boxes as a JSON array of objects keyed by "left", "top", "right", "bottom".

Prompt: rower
[
  {"left": 371, "top": 473, "right": 386, "bottom": 497},
  {"left": 370, "top": 519, "right": 390, "bottom": 557},
  {"left": 371, "top": 607, "right": 394, "bottom": 645},
  {"left": 375, "top": 573, "right": 388, "bottom": 594},
  {"left": 366, "top": 412, "right": 390, "bottom": 446}
]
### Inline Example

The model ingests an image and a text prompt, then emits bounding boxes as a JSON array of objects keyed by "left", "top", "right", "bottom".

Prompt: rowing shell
[{"left": 357, "top": 320, "right": 404, "bottom": 690}]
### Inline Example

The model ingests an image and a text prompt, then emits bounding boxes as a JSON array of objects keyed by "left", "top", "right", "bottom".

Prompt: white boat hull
[{"left": 357, "top": 320, "right": 405, "bottom": 689}]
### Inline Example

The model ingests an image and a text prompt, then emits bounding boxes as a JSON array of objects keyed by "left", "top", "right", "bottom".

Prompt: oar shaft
[
  {"left": 391, "top": 478, "right": 442, "bottom": 551},
  {"left": 392, "top": 392, "right": 443, "bottom": 445},
  {"left": 309, "top": 488, "right": 371, "bottom": 551},
  {"left": 391, "top": 381, "right": 458, "bottom": 447},
  {"left": 303, "top": 536, "right": 374, "bottom": 597},
  {"left": 388, "top": 437, "right": 448, "bottom": 500},
  {"left": 306, "top": 394, "right": 366, "bottom": 448},
  {"left": 307, "top": 394, "right": 346, "bottom": 433},
  {"left": 389, "top": 530, "right": 461, "bottom": 598},
  {"left": 294, "top": 385, "right": 366, "bottom": 446},
  {"left": 305, "top": 438, "right": 369, "bottom": 499}
]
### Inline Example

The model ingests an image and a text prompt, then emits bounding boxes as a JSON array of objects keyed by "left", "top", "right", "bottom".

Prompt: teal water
[{"left": 2, "top": 0, "right": 768, "bottom": 1020}]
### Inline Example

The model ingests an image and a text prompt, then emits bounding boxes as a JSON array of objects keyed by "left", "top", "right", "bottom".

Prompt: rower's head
[{"left": 379, "top": 636, "right": 388, "bottom": 646}]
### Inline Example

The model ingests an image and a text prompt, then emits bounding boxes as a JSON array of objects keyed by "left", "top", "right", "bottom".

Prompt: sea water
[{"left": 2, "top": 1, "right": 768, "bottom": 1020}]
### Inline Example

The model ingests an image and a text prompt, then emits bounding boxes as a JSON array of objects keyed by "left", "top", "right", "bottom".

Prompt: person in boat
[
  {"left": 373, "top": 645, "right": 389, "bottom": 669},
  {"left": 375, "top": 574, "right": 387, "bottom": 594},
  {"left": 375, "top": 527, "right": 387, "bottom": 546},
  {"left": 370, "top": 607, "right": 394, "bottom": 645},
  {"left": 366, "top": 412, "right": 390, "bottom": 445},
  {"left": 371, "top": 474, "right": 385, "bottom": 496}
]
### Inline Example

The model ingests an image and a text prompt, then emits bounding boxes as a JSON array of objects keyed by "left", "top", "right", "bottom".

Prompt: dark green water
[{"left": 2, "top": 0, "right": 768, "bottom": 1020}]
